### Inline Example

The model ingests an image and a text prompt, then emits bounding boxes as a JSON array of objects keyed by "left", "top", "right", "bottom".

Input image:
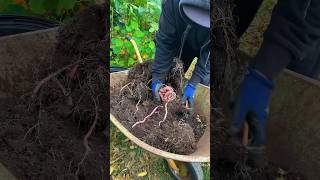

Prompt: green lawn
[{"left": 110, "top": 123, "right": 170, "bottom": 179}]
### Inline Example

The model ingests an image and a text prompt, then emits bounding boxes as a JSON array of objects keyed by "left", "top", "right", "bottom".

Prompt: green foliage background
[
  {"left": 0, "top": 0, "right": 94, "bottom": 22},
  {"left": 110, "top": 0, "right": 161, "bottom": 68}
]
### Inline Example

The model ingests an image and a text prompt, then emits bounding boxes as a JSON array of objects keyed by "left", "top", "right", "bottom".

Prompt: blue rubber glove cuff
[
  {"left": 182, "top": 82, "right": 196, "bottom": 108},
  {"left": 152, "top": 80, "right": 164, "bottom": 102}
]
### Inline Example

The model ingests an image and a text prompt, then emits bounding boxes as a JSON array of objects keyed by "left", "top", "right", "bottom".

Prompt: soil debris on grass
[
  {"left": 110, "top": 60, "right": 207, "bottom": 155},
  {"left": 0, "top": 3, "right": 108, "bottom": 179}
]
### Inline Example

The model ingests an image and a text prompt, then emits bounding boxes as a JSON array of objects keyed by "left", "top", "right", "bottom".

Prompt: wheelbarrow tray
[{"left": 110, "top": 70, "right": 210, "bottom": 162}]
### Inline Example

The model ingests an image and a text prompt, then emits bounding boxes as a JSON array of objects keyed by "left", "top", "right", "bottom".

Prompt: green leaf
[
  {"left": 136, "top": 30, "right": 144, "bottom": 37},
  {"left": 58, "top": 0, "right": 76, "bottom": 10},
  {"left": 137, "top": 7, "right": 145, "bottom": 15},
  {"left": 29, "top": 0, "right": 45, "bottom": 14},
  {"left": 112, "top": 38, "right": 123, "bottom": 46},
  {"left": 148, "top": 42, "right": 155, "bottom": 49},
  {"left": 151, "top": 22, "right": 159, "bottom": 29},
  {"left": 0, "top": 4, "right": 33, "bottom": 16},
  {"left": 118, "top": 60, "right": 127, "bottom": 68},
  {"left": 134, "top": 38, "right": 141, "bottom": 45},
  {"left": 0, "top": 0, "right": 11, "bottom": 11},
  {"left": 110, "top": 61, "right": 118, "bottom": 66},
  {"left": 43, "top": 0, "right": 59, "bottom": 15},
  {"left": 128, "top": 58, "right": 136, "bottom": 66},
  {"left": 130, "top": 21, "right": 139, "bottom": 30},
  {"left": 125, "top": 26, "right": 132, "bottom": 32},
  {"left": 113, "top": 46, "right": 121, "bottom": 54},
  {"left": 124, "top": 41, "right": 132, "bottom": 48},
  {"left": 148, "top": 27, "right": 155, "bottom": 33},
  {"left": 120, "top": 29, "right": 126, "bottom": 34},
  {"left": 55, "top": 0, "right": 76, "bottom": 15},
  {"left": 114, "top": 26, "right": 120, "bottom": 31}
]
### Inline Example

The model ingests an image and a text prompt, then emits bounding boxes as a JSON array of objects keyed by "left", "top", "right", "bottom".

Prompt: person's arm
[
  {"left": 228, "top": 0, "right": 320, "bottom": 158},
  {"left": 182, "top": 41, "right": 210, "bottom": 108},
  {"left": 152, "top": 0, "right": 180, "bottom": 83},
  {"left": 189, "top": 40, "right": 210, "bottom": 86},
  {"left": 250, "top": 0, "right": 320, "bottom": 79}
]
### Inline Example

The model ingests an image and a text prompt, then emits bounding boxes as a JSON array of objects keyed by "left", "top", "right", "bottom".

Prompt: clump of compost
[{"left": 110, "top": 60, "right": 207, "bottom": 154}]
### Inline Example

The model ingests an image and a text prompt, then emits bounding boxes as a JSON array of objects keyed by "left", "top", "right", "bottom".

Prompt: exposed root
[
  {"left": 234, "top": 161, "right": 252, "bottom": 180},
  {"left": 158, "top": 102, "right": 168, "bottom": 126},
  {"left": 146, "top": 79, "right": 152, "bottom": 86},
  {"left": 23, "top": 122, "right": 42, "bottom": 140},
  {"left": 119, "top": 82, "right": 132, "bottom": 95},
  {"left": 134, "top": 95, "right": 141, "bottom": 115},
  {"left": 132, "top": 85, "right": 176, "bottom": 127},
  {"left": 67, "top": 64, "right": 79, "bottom": 79},
  {"left": 53, "top": 77, "right": 70, "bottom": 96},
  {"left": 75, "top": 96, "right": 99, "bottom": 176},
  {"left": 132, "top": 106, "right": 163, "bottom": 128},
  {"left": 32, "top": 61, "right": 80, "bottom": 99}
]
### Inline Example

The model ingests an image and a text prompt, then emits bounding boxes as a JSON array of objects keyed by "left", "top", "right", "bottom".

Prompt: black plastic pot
[{"left": 0, "top": 15, "right": 59, "bottom": 37}]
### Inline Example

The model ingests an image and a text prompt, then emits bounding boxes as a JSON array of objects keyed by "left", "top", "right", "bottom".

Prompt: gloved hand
[
  {"left": 151, "top": 80, "right": 165, "bottom": 102},
  {"left": 227, "top": 68, "right": 274, "bottom": 168},
  {"left": 182, "top": 82, "right": 196, "bottom": 108}
]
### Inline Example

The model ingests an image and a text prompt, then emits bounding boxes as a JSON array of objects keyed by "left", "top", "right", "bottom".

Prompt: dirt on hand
[
  {"left": 110, "top": 61, "right": 207, "bottom": 155},
  {"left": 0, "top": 3, "right": 108, "bottom": 179}
]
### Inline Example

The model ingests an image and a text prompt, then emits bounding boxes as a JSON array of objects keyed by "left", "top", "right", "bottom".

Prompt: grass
[{"left": 110, "top": 123, "right": 171, "bottom": 179}]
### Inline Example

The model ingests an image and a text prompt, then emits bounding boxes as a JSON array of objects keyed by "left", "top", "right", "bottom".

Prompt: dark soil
[
  {"left": 110, "top": 61, "right": 207, "bottom": 155},
  {"left": 0, "top": 3, "right": 108, "bottom": 180},
  {"left": 212, "top": 106, "right": 306, "bottom": 180}
]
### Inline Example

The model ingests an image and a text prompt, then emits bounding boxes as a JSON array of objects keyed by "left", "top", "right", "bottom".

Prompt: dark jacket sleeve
[
  {"left": 250, "top": 0, "right": 320, "bottom": 79},
  {"left": 152, "top": 0, "right": 180, "bottom": 82},
  {"left": 190, "top": 40, "right": 211, "bottom": 86}
]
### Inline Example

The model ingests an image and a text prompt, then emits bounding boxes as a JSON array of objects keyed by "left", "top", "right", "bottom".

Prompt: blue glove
[
  {"left": 230, "top": 68, "right": 274, "bottom": 146},
  {"left": 182, "top": 82, "right": 196, "bottom": 108},
  {"left": 151, "top": 80, "right": 164, "bottom": 102}
]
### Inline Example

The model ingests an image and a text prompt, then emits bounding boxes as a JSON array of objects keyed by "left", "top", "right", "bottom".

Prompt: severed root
[
  {"left": 32, "top": 60, "right": 80, "bottom": 99},
  {"left": 132, "top": 85, "right": 176, "bottom": 128},
  {"left": 75, "top": 96, "right": 99, "bottom": 176},
  {"left": 132, "top": 106, "right": 163, "bottom": 128},
  {"left": 158, "top": 102, "right": 168, "bottom": 126},
  {"left": 134, "top": 95, "right": 141, "bottom": 115},
  {"left": 119, "top": 82, "right": 132, "bottom": 95}
]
